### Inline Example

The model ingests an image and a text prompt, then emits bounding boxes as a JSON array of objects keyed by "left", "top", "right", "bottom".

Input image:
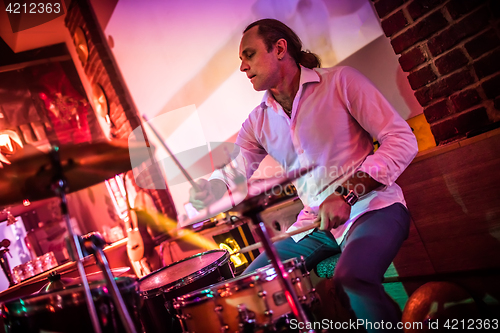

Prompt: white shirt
[{"left": 211, "top": 66, "right": 418, "bottom": 244}]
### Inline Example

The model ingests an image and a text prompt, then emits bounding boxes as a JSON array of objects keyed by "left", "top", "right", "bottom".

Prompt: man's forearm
[{"left": 340, "top": 171, "right": 383, "bottom": 197}]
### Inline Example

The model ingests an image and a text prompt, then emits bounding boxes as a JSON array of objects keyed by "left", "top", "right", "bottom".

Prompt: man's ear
[{"left": 275, "top": 38, "right": 287, "bottom": 60}]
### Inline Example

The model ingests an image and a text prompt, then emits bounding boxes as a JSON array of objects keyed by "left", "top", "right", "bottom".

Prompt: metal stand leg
[
  {"left": 49, "top": 146, "right": 102, "bottom": 333},
  {"left": 247, "top": 211, "right": 315, "bottom": 332},
  {"left": 49, "top": 148, "right": 137, "bottom": 333},
  {"left": 82, "top": 234, "right": 138, "bottom": 333}
]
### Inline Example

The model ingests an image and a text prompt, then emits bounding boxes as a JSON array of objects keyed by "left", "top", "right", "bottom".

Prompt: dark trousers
[{"left": 245, "top": 203, "right": 410, "bottom": 332}]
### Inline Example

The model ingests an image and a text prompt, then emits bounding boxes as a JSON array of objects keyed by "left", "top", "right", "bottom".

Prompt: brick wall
[
  {"left": 373, "top": 0, "right": 500, "bottom": 144},
  {"left": 64, "top": 0, "right": 177, "bottom": 221}
]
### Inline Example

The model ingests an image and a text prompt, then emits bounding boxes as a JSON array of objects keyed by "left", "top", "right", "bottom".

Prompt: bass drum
[
  {"left": 138, "top": 249, "right": 234, "bottom": 332},
  {"left": 1, "top": 276, "right": 141, "bottom": 333}
]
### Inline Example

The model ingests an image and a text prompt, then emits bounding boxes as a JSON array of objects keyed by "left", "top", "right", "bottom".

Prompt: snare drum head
[{"left": 139, "top": 249, "right": 229, "bottom": 296}]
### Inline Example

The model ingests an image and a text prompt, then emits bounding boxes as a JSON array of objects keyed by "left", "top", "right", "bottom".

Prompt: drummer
[{"left": 189, "top": 19, "right": 417, "bottom": 332}]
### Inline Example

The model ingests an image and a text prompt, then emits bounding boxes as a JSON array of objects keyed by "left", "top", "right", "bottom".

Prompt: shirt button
[{"left": 297, "top": 148, "right": 304, "bottom": 154}]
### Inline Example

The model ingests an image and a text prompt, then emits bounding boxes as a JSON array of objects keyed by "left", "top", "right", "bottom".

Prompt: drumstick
[
  {"left": 141, "top": 114, "right": 201, "bottom": 192},
  {"left": 235, "top": 221, "right": 321, "bottom": 254}
]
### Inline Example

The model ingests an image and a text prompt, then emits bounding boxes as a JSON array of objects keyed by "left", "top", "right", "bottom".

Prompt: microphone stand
[
  {"left": 82, "top": 233, "right": 137, "bottom": 333},
  {"left": 49, "top": 148, "right": 137, "bottom": 333}
]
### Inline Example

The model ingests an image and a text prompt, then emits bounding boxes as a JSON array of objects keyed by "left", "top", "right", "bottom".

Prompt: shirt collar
[{"left": 261, "top": 65, "right": 321, "bottom": 110}]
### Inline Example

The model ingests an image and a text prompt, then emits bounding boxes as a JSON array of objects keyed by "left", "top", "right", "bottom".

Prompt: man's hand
[
  {"left": 319, "top": 192, "right": 351, "bottom": 230},
  {"left": 189, "top": 179, "right": 216, "bottom": 210},
  {"left": 189, "top": 179, "right": 228, "bottom": 210}
]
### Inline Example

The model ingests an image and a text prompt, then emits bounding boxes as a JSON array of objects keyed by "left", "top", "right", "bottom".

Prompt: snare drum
[
  {"left": 138, "top": 249, "right": 234, "bottom": 332},
  {"left": 174, "top": 257, "right": 316, "bottom": 333},
  {"left": 1, "top": 277, "right": 141, "bottom": 333}
]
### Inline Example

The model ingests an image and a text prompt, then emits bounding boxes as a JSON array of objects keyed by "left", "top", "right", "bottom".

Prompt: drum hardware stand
[
  {"left": 82, "top": 233, "right": 138, "bottom": 333},
  {"left": 0, "top": 246, "right": 13, "bottom": 286},
  {"left": 244, "top": 207, "right": 315, "bottom": 333},
  {"left": 49, "top": 148, "right": 137, "bottom": 333}
]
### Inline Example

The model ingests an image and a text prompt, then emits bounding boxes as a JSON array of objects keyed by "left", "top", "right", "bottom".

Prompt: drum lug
[
  {"left": 292, "top": 277, "right": 301, "bottom": 284},
  {"left": 263, "top": 310, "right": 273, "bottom": 317},
  {"left": 257, "top": 290, "right": 267, "bottom": 298},
  {"left": 237, "top": 304, "right": 256, "bottom": 323},
  {"left": 215, "top": 305, "right": 228, "bottom": 331},
  {"left": 177, "top": 313, "right": 192, "bottom": 320}
]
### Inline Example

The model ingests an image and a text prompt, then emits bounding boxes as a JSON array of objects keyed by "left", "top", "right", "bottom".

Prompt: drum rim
[
  {"left": 174, "top": 257, "right": 305, "bottom": 307},
  {"left": 2, "top": 276, "right": 138, "bottom": 316},
  {"left": 255, "top": 257, "right": 301, "bottom": 274},
  {"left": 173, "top": 287, "right": 214, "bottom": 308},
  {"left": 138, "top": 249, "right": 230, "bottom": 296}
]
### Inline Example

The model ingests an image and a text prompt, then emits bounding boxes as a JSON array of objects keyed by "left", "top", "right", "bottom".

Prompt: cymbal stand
[
  {"left": 244, "top": 207, "right": 315, "bottom": 333},
  {"left": 50, "top": 148, "right": 138, "bottom": 333},
  {"left": 82, "top": 233, "right": 137, "bottom": 333},
  {"left": 49, "top": 148, "right": 102, "bottom": 333}
]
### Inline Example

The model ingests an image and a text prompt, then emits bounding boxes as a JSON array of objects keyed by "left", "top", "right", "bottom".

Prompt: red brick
[
  {"left": 407, "top": 0, "right": 446, "bottom": 20},
  {"left": 391, "top": 11, "right": 448, "bottom": 54},
  {"left": 446, "top": 0, "right": 485, "bottom": 20},
  {"left": 374, "top": 0, "right": 405, "bottom": 18},
  {"left": 472, "top": 48, "right": 500, "bottom": 79},
  {"left": 414, "top": 69, "right": 475, "bottom": 106},
  {"left": 450, "top": 88, "right": 482, "bottom": 111},
  {"left": 464, "top": 29, "right": 500, "bottom": 59},
  {"left": 427, "top": 6, "right": 491, "bottom": 56},
  {"left": 430, "top": 117, "right": 459, "bottom": 143},
  {"left": 399, "top": 46, "right": 427, "bottom": 71},
  {"left": 456, "top": 106, "right": 491, "bottom": 135},
  {"left": 408, "top": 65, "right": 438, "bottom": 89},
  {"left": 434, "top": 48, "right": 469, "bottom": 75},
  {"left": 424, "top": 99, "right": 453, "bottom": 123},
  {"left": 112, "top": 109, "right": 128, "bottom": 129},
  {"left": 481, "top": 73, "right": 500, "bottom": 98},
  {"left": 382, "top": 10, "right": 408, "bottom": 36}
]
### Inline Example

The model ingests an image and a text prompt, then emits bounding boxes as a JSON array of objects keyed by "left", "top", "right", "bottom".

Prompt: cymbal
[
  {"left": 38, "top": 267, "right": 133, "bottom": 293},
  {"left": 0, "top": 140, "right": 152, "bottom": 207}
]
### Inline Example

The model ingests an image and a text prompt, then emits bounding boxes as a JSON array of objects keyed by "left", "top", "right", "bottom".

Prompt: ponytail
[{"left": 299, "top": 50, "right": 321, "bottom": 69}]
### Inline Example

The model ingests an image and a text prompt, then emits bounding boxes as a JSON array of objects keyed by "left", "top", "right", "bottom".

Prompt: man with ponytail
[{"left": 190, "top": 18, "right": 417, "bottom": 332}]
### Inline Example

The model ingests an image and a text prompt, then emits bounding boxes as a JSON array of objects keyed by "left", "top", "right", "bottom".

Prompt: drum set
[{"left": 0, "top": 140, "right": 320, "bottom": 333}]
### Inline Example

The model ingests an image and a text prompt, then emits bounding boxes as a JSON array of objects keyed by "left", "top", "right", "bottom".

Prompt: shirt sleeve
[
  {"left": 339, "top": 66, "right": 418, "bottom": 186},
  {"left": 209, "top": 114, "right": 268, "bottom": 187}
]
